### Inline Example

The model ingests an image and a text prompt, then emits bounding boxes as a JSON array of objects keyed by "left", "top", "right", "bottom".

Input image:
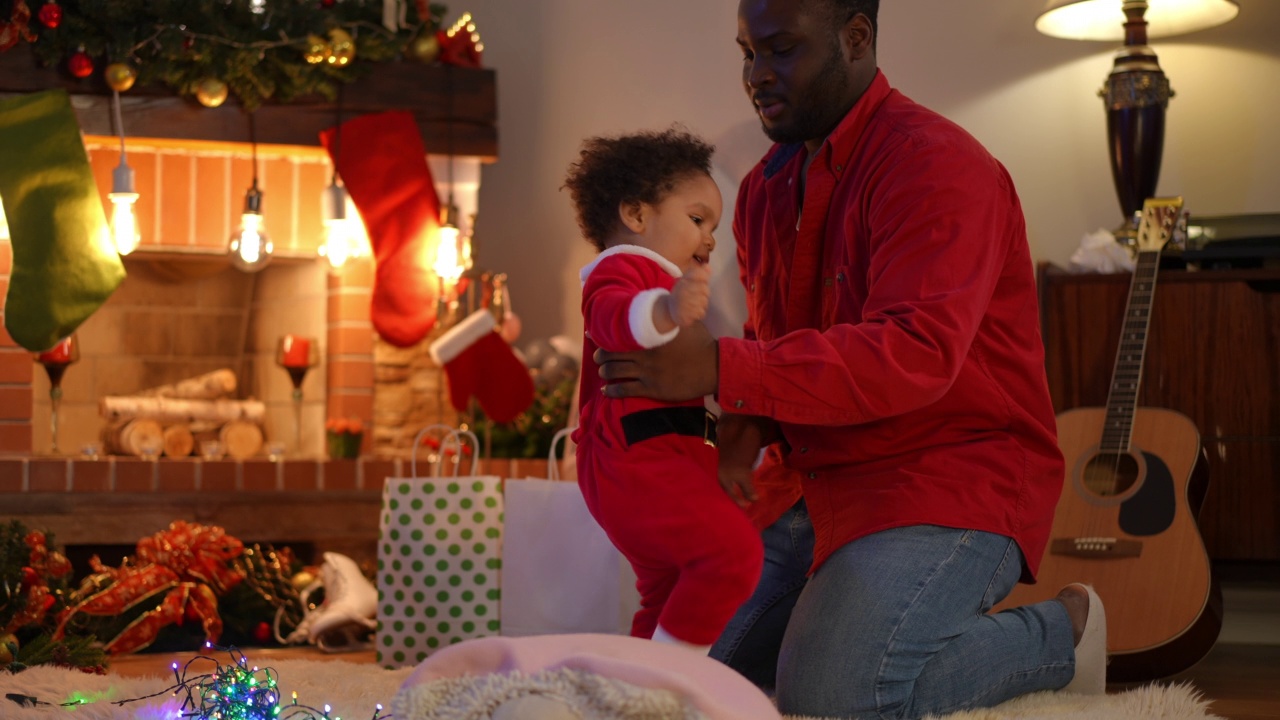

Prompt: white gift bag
[
  {"left": 500, "top": 427, "right": 639, "bottom": 637},
  {"left": 377, "top": 425, "right": 504, "bottom": 668}
]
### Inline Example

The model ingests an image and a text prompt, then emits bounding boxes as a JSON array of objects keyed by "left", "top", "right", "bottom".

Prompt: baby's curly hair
[{"left": 563, "top": 127, "right": 714, "bottom": 252}]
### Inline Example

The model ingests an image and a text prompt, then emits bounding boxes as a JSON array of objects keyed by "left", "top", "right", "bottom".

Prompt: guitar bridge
[{"left": 1050, "top": 537, "right": 1142, "bottom": 558}]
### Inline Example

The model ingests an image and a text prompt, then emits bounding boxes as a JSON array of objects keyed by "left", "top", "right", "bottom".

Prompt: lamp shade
[{"left": 1036, "top": 0, "right": 1238, "bottom": 41}]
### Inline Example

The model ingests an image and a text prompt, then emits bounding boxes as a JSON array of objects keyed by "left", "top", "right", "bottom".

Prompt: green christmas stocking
[{"left": 0, "top": 89, "right": 125, "bottom": 352}]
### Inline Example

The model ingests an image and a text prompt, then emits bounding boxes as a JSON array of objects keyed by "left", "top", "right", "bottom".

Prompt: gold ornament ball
[
  {"left": 406, "top": 31, "right": 440, "bottom": 63},
  {"left": 327, "top": 27, "right": 356, "bottom": 66},
  {"left": 291, "top": 569, "right": 317, "bottom": 591},
  {"left": 104, "top": 62, "right": 137, "bottom": 92},
  {"left": 0, "top": 633, "right": 17, "bottom": 665},
  {"left": 195, "top": 77, "right": 229, "bottom": 108},
  {"left": 303, "top": 34, "right": 329, "bottom": 65}
]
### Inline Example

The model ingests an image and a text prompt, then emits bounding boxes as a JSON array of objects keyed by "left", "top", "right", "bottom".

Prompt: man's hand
[
  {"left": 596, "top": 320, "right": 717, "bottom": 402},
  {"left": 717, "top": 414, "right": 778, "bottom": 508}
]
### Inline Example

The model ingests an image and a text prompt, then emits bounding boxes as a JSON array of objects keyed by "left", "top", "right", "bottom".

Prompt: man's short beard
[{"left": 761, "top": 39, "right": 851, "bottom": 145}]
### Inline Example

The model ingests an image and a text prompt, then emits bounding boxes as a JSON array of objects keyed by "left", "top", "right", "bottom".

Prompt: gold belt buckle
[{"left": 704, "top": 410, "right": 717, "bottom": 448}]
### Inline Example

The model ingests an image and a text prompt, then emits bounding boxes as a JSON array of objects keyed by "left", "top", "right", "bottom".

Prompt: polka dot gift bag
[{"left": 376, "top": 425, "right": 503, "bottom": 668}]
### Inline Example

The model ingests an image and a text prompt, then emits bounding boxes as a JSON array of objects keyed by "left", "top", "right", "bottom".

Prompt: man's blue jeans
[{"left": 710, "top": 500, "right": 1077, "bottom": 719}]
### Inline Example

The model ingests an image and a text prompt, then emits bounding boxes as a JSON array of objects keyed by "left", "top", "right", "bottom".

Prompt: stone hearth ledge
[{"left": 0, "top": 457, "right": 552, "bottom": 494}]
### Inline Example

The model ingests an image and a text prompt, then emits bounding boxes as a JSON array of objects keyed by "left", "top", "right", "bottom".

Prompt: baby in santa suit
[{"left": 563, "top": 127, "right": 763, "bottom": 653}]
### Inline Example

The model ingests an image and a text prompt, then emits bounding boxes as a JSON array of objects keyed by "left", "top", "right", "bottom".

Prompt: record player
[{"left": 1180, "top": 212, "right": 1280, "bottom": 269}]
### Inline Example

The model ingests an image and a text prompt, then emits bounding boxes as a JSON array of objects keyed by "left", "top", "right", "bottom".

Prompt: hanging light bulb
[
  {"left": 109, "top": 162, "right": 140, "bottom": 255},
  {"left": 433, "top": 201, "right": 465, "bottom": 286},
  {"left": 229, "top": 114, "right": 273, "bottom": 272},
  {"left": 108, "top": 90, "right": 140, "bottom": 255},
  {"left": 318, "top": 178, "right": 363, "bottom": 270},
  {"left": 432, "top": 201, "right": 466, "bottom": 323},
  {"left": 229, "top": 181, "right": 273, "bottom": 272}
]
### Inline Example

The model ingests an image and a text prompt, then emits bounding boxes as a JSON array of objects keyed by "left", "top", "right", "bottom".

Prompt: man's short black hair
[
  {"left": 563, "top": 127, "right": 714, "bottom": 252},
  {"left": 813, "top": 0, "right": 878, "bottom": 41}
]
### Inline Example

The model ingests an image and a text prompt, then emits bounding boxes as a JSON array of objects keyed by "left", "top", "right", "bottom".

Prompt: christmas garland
[
  {"left": 0, "top": 0, "right": 484, "bottom": 111},
  {"left": 1, "top": 519, "right": 312, "bottom": 674}
]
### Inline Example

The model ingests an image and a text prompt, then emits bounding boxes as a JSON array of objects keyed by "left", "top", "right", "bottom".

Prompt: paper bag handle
[
  {"left": 411, "top": 424, "right": 483, "bottom": 478},
  {"left": 547, "top": 426, "right": 577, "bottom": 482}
]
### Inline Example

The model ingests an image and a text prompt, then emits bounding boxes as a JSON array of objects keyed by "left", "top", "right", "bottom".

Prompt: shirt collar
[
  {"left": 762, "top": 69, "right": 892, "bottom": 181},
  {"left": 579, "top": 244, "right": 683, "bottom": 287}
]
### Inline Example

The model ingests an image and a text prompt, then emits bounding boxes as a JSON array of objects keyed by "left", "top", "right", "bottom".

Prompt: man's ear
[
  {"left": 619, "top": 200, "right": 647, "bottom": 234},
  {"left": 842, "top": 13, "right": 874, "bottom": 62}
]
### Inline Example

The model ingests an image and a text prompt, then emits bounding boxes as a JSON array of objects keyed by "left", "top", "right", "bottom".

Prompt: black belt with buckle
[{"left": 620, "top": 406, "right": 717, "bottom": 448}]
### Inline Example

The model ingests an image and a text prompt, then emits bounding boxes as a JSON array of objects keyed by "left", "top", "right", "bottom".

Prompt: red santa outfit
[{"left": 572, "top": 245, "right": 763, "bottom": 646}]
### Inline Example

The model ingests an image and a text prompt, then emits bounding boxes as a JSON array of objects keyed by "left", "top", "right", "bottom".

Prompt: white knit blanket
[{"left": 0, "top": 658, "right": 1221, "bottom": 720}]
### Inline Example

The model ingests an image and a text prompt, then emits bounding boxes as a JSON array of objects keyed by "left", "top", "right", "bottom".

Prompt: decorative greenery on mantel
[{"left": 1, "top": 0, "right": 452, "bottom": 111}]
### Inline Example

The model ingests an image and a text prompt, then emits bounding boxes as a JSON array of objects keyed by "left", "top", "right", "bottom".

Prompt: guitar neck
[{"left": 1100, "top": 249, "right": 1161, "bottom": 453}]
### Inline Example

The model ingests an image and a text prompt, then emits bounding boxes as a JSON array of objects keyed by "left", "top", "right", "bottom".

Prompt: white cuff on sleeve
[{"left": 629, "top": 288, "right": 680, "bottom": 349}]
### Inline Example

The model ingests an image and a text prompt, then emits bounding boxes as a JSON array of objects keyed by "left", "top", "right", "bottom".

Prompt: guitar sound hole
[{"left": 1082, "top": 452, "right": 1139, "bottom": 497}]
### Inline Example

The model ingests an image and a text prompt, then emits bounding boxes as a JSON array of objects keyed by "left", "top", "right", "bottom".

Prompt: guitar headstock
[{"left": 1134, "top": 196, "right": 1185, "bottom": 253}]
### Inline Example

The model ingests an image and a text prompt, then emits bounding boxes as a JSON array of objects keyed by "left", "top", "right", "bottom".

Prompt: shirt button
[
  {"left": 799, "top": 447, "right": 809, "bottom": 454},
  {"left": 835, "top": 164, "right": 843, "bottom": 172},
  {"left": 808, "top": 472, "right": 817, "bottom": 479},
  {"left": 836, "top": 272, "right": 845, "bottom": 282},
  {"left": 734, "top": 400, "right": 745, "bottom": 409}
]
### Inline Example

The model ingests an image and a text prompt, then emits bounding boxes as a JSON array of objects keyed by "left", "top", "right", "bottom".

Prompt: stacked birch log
[{"left": 99, "top": 369, "right": 266, "bottom": 459}]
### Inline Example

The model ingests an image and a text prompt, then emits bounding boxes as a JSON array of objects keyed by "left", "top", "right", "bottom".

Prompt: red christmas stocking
[
  {"left": 320, "top": 111, "right": 440, "bottom": 347},
  {"left": 428, "top": 309, "right": 535, "bottom": 423}
]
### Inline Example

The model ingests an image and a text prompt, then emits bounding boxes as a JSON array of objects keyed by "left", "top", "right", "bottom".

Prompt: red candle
[
  {"left": 38, "top": 337, "right": 75, "bottom": 364},
  {"left": 281, "top": 335, "right": 311, "bottom": 368}
]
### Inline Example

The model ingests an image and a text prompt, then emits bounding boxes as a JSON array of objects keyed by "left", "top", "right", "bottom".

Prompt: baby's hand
[{"left": 665, "top": 263, "right": 711, "bottom": 328}]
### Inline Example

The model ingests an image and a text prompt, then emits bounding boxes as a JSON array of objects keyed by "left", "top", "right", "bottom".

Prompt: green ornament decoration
[{"left": 0, "top": 89, "right": 125, "bottom": 352}]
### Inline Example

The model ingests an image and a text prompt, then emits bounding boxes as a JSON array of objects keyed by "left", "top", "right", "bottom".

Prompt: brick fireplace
[
  {"left": 0, "top": 57, "right": 511, "bottom": 568},
  {"left": 0, "top": 138, "right": 551, "bottom": 566}
]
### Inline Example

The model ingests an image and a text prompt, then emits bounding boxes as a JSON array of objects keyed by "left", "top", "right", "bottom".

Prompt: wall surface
[{"left": 457, "top": 0, "right": 1280, "bottom": 345}]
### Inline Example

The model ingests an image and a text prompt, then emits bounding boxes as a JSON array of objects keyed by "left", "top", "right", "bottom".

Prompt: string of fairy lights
[{"left": 6, "top": 644, "right": 390, "bottom": 720}]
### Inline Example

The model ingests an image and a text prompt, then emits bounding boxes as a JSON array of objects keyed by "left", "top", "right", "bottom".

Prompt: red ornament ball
[
  {"left": 67, "top": 51, "right": 94, "bottom": 79},
  {"left": 252, "top": 621, "right": 272, "bottom": 645},
  {"left": 320, "top": 0, "right": 336, "bottom": 7},
  {"left": 38, "top": 2, "right": 62, "bottom": 29}
]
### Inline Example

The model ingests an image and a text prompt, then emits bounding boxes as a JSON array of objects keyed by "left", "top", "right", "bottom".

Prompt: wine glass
[
  {"left": 34, "top": 334, "right": 80, "bottom": 455},
  {"left": 276, "top": 334, "right": 318, "bottom": 453}
]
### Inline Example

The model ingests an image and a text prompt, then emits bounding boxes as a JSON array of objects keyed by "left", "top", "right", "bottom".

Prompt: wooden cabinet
[{"left": 1038, "top": 263, "right": 1280, "bottom": 560}]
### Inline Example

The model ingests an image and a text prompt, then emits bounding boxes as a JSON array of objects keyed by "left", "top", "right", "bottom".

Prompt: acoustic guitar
[{"left": 997, "top": 197, "right": 1222, "bottom": 683}]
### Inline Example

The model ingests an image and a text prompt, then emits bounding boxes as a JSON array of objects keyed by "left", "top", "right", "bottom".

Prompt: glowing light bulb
[
  {"left": 318, "top": 181, "right": 367, "bottom": 270},
  {"left": 433, "top": 221, "right": 464, "bottom": 285},
  {"left": 229, "top": 184, "right": 273, "bottom": 272},
  {"left": 109, "top": 158, "right": 140, "bottom": 255}
]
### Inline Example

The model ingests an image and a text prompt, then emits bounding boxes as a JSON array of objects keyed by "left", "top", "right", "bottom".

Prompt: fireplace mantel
[{"left": 0, "top": 45, "right": 498, "bottom": 159}]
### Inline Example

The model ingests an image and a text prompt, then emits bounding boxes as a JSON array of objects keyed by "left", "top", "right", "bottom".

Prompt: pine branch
[{"left": 21, "top": 0, "right": 453, "bottom": 111}]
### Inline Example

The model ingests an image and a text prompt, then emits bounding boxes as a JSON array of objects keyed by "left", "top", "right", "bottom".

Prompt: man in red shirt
[{"left": 597, "top": 0, "right": 1107, "bottom": 716}]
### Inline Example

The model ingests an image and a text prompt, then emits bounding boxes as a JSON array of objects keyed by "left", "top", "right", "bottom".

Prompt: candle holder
[
  {"left": 276, "top": 334, "right": 318, "bottom": 454},
  {"left": 34, "top": 334, "right": 80, "bottom": 455}
]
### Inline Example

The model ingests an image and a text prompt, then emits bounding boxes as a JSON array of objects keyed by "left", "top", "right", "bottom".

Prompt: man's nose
[{"left": 745, "top": 59, "right": 773, "bottom": 89}]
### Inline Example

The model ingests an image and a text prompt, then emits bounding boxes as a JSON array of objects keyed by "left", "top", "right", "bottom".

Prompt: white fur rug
[{"left": 0, "top": 659, "right": 1220, "bottom": 720}]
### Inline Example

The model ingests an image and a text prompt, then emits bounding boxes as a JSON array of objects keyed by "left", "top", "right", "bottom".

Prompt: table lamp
[{"left": 1035, "top": 0, "right": 1238, "bottom": 242}]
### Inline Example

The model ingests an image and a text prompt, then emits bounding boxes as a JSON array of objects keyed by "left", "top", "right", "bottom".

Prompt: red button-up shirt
[{"left": 717, "top": 71, "right": 1064, "bottom": 582}]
